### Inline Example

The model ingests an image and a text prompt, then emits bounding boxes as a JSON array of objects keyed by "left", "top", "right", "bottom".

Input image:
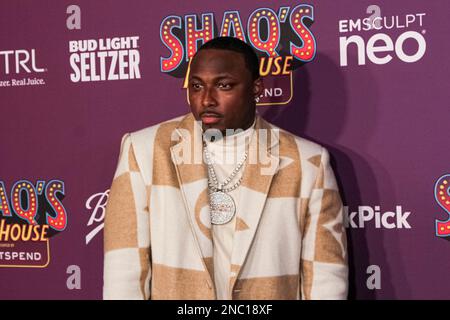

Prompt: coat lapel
[
  {"left": 169, "top": 113, "right": 215, "bottom": 287},
  {"left": 229, "top": 116, "right": 280, "bottom": 292},
  {"left": 168, "top": 113, "right": 281, "bottom": 295}
]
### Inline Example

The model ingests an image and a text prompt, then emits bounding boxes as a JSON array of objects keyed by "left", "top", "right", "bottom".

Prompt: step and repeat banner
[{"left": 1, "top": 0, "right": 449, "bottom": 299}]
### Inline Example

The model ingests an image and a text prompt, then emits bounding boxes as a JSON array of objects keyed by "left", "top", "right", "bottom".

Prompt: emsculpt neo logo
[{"left": 339, "top": 6, "right": 427, "bottom": 66}]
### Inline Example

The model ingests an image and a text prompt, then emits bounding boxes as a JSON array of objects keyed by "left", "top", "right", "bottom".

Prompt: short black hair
[{"left": 195, "top": 36, "right": 260, "bottom": 80}]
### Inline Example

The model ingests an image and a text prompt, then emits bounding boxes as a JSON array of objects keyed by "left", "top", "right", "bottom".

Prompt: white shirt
[{"left": 204, "top": 119, "right": 256, "bottom": 300}]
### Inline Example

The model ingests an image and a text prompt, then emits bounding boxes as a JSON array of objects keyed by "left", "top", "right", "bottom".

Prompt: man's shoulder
[{"left": 120, "top": 114, "right": 190, "bottom": 181}]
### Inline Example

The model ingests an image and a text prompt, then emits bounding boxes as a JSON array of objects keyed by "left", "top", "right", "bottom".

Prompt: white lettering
[
  {"left": 85, "top": 190, "right": 109, "bottom": 245},
  {"left": 340, "top": 31, "right": 426, "bottom": 66},
  {"left": 366, "top": 33, "right": 393, "bottom": 65},
  {"left": 366, "top": 265, "right": 381, "bottom": 290},
  {"left": 345, "top": 206, "right": 412, "bottom": 229},
  {"left": 340, "top": 35, "right": 365, "bottom": 66},
  {"left": 66, "top": 265, "right": 82, "bottom": 290},
  {"left": 395, "top": 31, "right": 426, "bottom": 63}
]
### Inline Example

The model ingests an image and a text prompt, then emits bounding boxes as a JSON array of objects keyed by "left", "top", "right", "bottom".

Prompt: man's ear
[{"left": 253, "top": 77, "right": 264, "bottom": 99}]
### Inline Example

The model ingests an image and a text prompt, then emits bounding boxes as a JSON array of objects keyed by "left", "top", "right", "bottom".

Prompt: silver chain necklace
[{"left": 203, "top": 141, "right": 248, "bottom": 225}]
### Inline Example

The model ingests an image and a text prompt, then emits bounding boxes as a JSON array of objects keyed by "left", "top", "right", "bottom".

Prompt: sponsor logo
[
  {"left": 159, "top": 4, "right": 317, "bottom": 106},
  {"left": 0, "top": 180, "right": 67, "bottom": 267},
  {"left": 434, "top": 174, "right": 450, "bottom": 237},
  {"left": 344, "top": 205, "right": 411, "bottom": 229},
  {"left": 0, "top": 49, "right": 47, "bottom": 87},
  {"left": 339, "top": 6, "right": 427, "bottom": 66},
  {"left": 85, "top": 190, "right": 109, "bottom": 245},
  {"left": 69, "top": 36, "right": 141, "bottom": 82}
]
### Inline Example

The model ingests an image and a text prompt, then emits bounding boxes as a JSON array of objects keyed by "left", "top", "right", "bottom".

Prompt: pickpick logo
[{"left": 344, "top": 205, "right": 411, "bottom": 229}]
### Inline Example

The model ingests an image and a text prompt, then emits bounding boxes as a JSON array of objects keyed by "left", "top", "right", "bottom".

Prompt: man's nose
[{"left": 202, "top": 87, "right": 217, "bottom": 108}]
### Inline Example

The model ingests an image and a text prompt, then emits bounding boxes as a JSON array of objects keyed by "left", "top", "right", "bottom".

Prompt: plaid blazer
[{"left": 103, "top": 113, "right": 348, "bottom": 300}]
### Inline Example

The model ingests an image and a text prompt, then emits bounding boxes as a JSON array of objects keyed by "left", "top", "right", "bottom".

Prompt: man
[{"left": 103, "top": 37, "right": 348, "bottom": 300}]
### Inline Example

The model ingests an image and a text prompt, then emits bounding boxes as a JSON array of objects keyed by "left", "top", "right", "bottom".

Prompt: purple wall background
[{"left": 1, "top": 0, "right": 449, "bottom": 299}]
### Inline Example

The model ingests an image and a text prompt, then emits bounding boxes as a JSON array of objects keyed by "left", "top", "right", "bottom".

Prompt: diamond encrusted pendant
[{"left": 209, "top": 191, "right": 236, "bottom": 225}]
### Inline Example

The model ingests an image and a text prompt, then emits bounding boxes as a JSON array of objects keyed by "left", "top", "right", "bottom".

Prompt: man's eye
[
  {"left": 218, "top": 83, "right": 232, "bottom": 89},
  {"left": 191, "top": 83, "right": 202, "bottom": 90}
]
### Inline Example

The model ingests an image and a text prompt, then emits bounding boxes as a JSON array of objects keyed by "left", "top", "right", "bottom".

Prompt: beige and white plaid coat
[{"left": 103, "top": 113, "right": 348, "bottom": 300}]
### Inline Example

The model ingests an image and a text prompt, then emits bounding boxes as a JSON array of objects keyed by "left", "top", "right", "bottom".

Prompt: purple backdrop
[{"left": 1, "top": 0, "right": 449, "bottom": 299}]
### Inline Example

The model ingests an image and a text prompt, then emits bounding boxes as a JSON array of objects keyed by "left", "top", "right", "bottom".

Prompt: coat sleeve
[
  {"left": 103, "top": 133, "right": 151, "bottom": 300},
  {"left": 300, "top": 147, "right": 348, "bottom": 299}
]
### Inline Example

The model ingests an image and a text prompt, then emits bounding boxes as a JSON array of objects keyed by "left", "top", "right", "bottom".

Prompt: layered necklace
[{"left": 203, "top": 140, "right": 248, "bottom": 225}]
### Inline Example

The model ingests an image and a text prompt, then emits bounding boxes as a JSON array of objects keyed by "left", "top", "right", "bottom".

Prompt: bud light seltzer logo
[
  {"left": 69, "top": 36, "right": 141, "bottom": 83},
  {"left": 0, "top": 180, "right": 67, "bottom": 268},
  {"left": 435, "top": 174, "right": 450, "bottom": 237},
  {"left": 159, "top": 4, "right": 317, "bottom": 106}
]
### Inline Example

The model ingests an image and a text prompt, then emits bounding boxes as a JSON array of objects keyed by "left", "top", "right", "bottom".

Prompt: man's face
[{"left": 188, "top": 49, "right": 262, "bottom": 133}]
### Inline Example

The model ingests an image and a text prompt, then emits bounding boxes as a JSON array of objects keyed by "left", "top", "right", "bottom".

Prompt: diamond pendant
[{"left": 209, "top": 191, "right": 236, "bottom": 225}]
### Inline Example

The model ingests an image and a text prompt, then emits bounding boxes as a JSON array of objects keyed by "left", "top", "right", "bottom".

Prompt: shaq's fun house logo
[
  {"left": 0, "top": 180, "right": 67, "bottom": 268},
  {"left": 339, "top": 5, "right": 427, "bottom": 67},
  {"left": 435, "top": 174, "right": 450, "bottom": 238},
  {"left": 159, "top": 4, "right": 317, "bottom": 106}
]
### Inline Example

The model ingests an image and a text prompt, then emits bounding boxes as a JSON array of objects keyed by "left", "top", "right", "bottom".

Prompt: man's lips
[{"left": 201, "top": 112, "right": 222, "bottom": 125}]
